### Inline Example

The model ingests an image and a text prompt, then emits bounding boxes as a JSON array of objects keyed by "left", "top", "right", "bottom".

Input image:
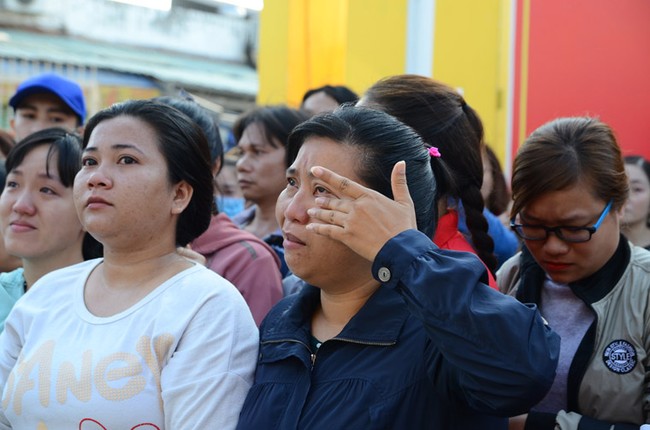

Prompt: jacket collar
[
  {"left": 516, "top": 234, "right": 630, "bottom": 305},
  {"left": 433, "top": 210, "right": 459, "bottom": 248},
  {"left": 570, "top": 234, "right": 629, "bottom": 303},
  {"left": 262, "top": 281, "right": 409, "bottom": 345}
]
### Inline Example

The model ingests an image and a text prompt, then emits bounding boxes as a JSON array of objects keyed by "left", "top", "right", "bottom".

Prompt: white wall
[{"left": 0, "top": 0, "right": 257, "bottom": 63}]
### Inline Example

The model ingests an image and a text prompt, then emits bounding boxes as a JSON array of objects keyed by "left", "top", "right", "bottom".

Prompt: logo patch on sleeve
[{"left": 602, "top": 340, "right": 637, "bottom": 374}]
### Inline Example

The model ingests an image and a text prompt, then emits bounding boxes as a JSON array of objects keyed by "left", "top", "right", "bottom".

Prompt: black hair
[
  {"left": 82, "top": 100, "right": 214, "bottom": 246},
  {"left": 363, "top": 74, "right": 497, "bottom": 275},
  {"left": 154, "top": 96, "right": 224, "bottom": 171},
  {"left": 625, "top": 155, "right": 650, "bottom": 228},
  {"left": 6, "top": 127, "right": 102, "bottom": 259},
  {"left": 0, "top": 161, "right": 6, "bottom": 194},
  {"left": 287, "top": 106, "right": 438, "bottom": 237},
  {"left": 512, "top": 117, "right": 628, "bottom": 216},
  {"left": 8, "top": 127, "right": 82, "bottom": 188},
  {"left": 301, "top": 85, "right": 359, "bottom": 105},
  {"left": 233, "top": 105, "right": 311, "bottom": 150},
  {"left": 483, "top": 144, "right": 511, "bottom": 216},
  {"left": 0, "top": 130, "right": 15, "bottom": 158},
  {"left": 624, "top": 155, "right": 650, "bottom": 187}
]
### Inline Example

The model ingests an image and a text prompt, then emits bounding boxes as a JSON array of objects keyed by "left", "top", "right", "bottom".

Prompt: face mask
[{"left": 216, "top": 196, "right": 246, "bottom": 218}]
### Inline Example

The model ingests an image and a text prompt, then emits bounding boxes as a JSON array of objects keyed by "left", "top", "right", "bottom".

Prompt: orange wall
[{"left": 257, "top": 0, "right": 408, "bottom": 107}]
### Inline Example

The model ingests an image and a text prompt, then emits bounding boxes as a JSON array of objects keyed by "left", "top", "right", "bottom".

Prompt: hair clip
[{"left": 428, "top": 146, "right": 441, "bottom": 158}]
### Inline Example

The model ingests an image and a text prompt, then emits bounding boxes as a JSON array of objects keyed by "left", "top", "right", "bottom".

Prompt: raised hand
[{"left": 306, "top": 161, "right": 418, "bottom": 262}]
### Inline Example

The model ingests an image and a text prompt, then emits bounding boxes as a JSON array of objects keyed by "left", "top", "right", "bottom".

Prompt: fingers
[
  {"left": 306, "top": 222, "right": 341, "bottom": 240},
  {"left": 390, "top": 161, "right": 414, "bottom": 207},
  {"left": 308, "top": 207, "right": 341, "bottom": 227},
  {"left": 311, "top": 166, "right": 365, "bottom": 199},
  {"left": 314, "top": 196, "right": 349, "bottom": 212}
]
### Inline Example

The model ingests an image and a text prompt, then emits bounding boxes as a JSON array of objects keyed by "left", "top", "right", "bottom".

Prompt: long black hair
[{"left": 233, "top": 105, "right": 310, "bottom": 150}]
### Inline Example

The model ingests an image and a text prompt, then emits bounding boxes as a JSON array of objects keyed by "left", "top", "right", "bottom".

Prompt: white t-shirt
[{"left": 0, "top": 259, "right": 259, "bottom": 430}]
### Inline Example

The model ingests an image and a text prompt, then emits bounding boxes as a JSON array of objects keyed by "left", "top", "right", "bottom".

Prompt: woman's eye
[
  {"left": 81, "top": 158, "right": 97, "bottom": 166},
  {"left": 40, "top": 187, "right": 56, "bottom": 195},
  {"left": 287, "top": 178, "right": 297, "bottom": 187},
  {"left": 314, "top": 186, "right": 329, "bottom": 195},
  {"left": 5, "top": 181, "right": 18, "bottom": 189},
  {"left": 118, "top": 156, "right": 137, "bottom": 165}
]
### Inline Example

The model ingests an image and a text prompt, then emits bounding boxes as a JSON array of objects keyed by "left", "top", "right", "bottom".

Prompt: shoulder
[
  {"left": 625, "top": 244, "right": 650, "bottom": 293},
  {"left": 29, "top": 259, "right": 100, "bottom": 296},
  {"left": 377, "top": 230, "right": 487, "bottom": 279},
  {"left": 0, "top": 269, "right": 26, "bottom": 328},
  {"left": 199, "top": 214, "right": 281, "bottom": 269},
  {"left": 5, "top": 260, "right": 101, "bottom": 331},
  {"left": 496, "top": 252, "right": 522, "bottom": 295},
  {"left": 174, "top": 264, "right": 239, "bottom": 295},
  {"left": 282, "top": 274, "right": 305, "bottom": 297},
  {"left": 137, "top": 264, "right": 258, "bottom": 335},
  {"left": 630, "top": 243, "right": 650, "bottom": 272},
  {"left": 264, "top": 292, "right": 301, "bottom": 320},
  {"left": 231, "top": 206, "right": 256, "bottom": 227},
  {"left": 172, "top": 264, "right": 253, "bottom": 312},
  {"left": 222, "top": 237, "right": 280, "bottom": 265},
  {"left": 259, "top": 287, "right": 312, "bottom": 335},
  {"left": 0, "top": 268, "right": 25, "bottom": 294}
]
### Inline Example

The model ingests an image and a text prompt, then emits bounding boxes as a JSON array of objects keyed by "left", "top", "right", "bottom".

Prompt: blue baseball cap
[{"left": 9, "top": 73, "right": 86, "bottom": 124}]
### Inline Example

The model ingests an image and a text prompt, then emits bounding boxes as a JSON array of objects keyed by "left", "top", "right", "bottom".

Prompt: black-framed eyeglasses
[{"left": 510, "top": 200, "right": 613, "bottom": 243}]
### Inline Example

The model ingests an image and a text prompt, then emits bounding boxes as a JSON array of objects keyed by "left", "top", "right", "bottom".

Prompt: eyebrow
[
  {"left": 10, "top": 168, "right": 62, "bottom": 182},
  {"left": 240, "top": 141, "right": 269, "bottom": 150},
  {"left": 83, "top": 143, "right": 146, "bottom": 155},
  {"left": 286, "top": 167, "right": 316, "bottom": 179},
  {"left": 520, "top": 210, "right": 591, "bottom": 225},
  {"left": 17, "top": 103, "right": 72, "bottom": 115}
]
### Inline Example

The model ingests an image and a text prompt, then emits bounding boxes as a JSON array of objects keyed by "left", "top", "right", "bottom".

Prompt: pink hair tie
[{"left": 428, "top": 146, "right": 441, "bottom": 158}]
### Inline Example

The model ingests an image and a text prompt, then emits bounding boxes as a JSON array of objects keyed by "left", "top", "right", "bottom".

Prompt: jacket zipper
[
  {"left": 261, "top": 338, "right": 314, "bottom": 368},
  {"left": 262, "top": 338, "right": 396, "bottom": 371}
]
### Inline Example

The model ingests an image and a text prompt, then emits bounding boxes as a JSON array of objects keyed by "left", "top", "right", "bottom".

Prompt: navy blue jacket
[{"left": 237, "top": 230, "right": 559, "bottom": 429}]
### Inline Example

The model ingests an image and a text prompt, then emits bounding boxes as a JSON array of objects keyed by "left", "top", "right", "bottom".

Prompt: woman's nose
[
  {"left": 542, "top": 232, "right": 571, "bottom": 255},
  {"left": 281, "top": 190, "right": 310, "bottom": 225},
  {"left": 85, "top": 167, "right": 112, "bottom": 189},
  {"left": 13, "top": 191, "right": 36, "bottom": 216}
]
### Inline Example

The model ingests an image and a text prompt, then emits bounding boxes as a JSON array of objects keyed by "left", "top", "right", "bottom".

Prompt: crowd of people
[{"left": 0, "top": 71, "right": 647, "bottom": 429}]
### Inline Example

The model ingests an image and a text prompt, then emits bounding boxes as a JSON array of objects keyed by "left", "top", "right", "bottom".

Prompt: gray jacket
[{"left": 498, "top": 241, "right": 650, "bottom": 428}]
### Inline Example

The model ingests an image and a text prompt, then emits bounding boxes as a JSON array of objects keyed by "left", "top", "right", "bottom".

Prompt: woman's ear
[
  {"left": 615, "top": 204, "right": 625, "bottom": 220},
  {"left": 171, "top": 181, "right": 193, "bottom": 215}
]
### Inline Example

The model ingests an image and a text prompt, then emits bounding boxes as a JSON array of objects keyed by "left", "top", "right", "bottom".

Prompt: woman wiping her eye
[{"left": 236, "top": 106, "right": 559, "bottom": 430}]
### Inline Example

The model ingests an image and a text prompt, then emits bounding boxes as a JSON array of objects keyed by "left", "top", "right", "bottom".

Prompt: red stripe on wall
[{"left": 525, "top": 0, "right": 650, "bottom": 158}]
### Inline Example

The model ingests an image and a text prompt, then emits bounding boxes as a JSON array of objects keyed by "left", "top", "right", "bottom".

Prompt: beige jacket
[{"left": 498, "top": 242, "right": 650, "bottom": 428}]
